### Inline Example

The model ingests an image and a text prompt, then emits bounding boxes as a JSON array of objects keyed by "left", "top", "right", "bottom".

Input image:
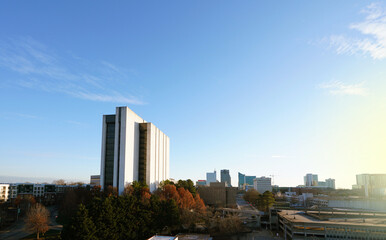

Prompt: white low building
[{"left": 0, "top": 184, "right": 10, "bottom": 202}]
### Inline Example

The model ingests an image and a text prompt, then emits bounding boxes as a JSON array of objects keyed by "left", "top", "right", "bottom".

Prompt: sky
[{"left": 0, "top": 1, "right": 385, "bottom": 188}]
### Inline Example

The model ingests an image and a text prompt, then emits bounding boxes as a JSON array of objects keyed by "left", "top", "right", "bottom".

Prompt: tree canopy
[{"left": 25, "top": 203, "right": 49, "bottom": 240}]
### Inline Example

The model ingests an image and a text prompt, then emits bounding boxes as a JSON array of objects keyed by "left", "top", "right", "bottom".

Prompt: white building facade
[
  {"left": 354, "top": 174, "right": 386, "bottom": 197},
  {"left": 100, "top": 107, "right": 170, "bottom": 194},
  {"left": 0, "top": 184, "right": 10, "bottom": 202},
  {"left": 253, "top": 176, "right": 272, "bottom": 193}
]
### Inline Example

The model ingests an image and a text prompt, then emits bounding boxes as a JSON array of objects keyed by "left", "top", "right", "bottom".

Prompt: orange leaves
[
  {"left": 161, "top": 184, "right": 180, "bottom": 202},
  {"left": 158, "top": 185, "right": 206, "bottom": 213},
  {"left": 25, "top": 203, "right": 49, "bottom": 239},
  {"left": 194, "top": 193, "right": 206, "bottom": 213},
  {"left": 177, "top": 187, "right": 195, "bottom": 210}
]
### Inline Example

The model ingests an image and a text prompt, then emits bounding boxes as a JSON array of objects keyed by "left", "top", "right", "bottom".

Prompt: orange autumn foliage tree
[
  {"left": 159, "top": 184, "right": 180, "bottom": 203},
  {"left": 194, "top": 193, "right": 206, "bottom": 213},
  {"left": 177, "top": 187, "right": 195, "bottom": 210},
  {"left": 157, "top": 182, "right": 206, "bottom": 213},
  {"left": 25, "top": 203, "right": 49, "bottom": 240},
  {"left": 124, "top": 181, "right": 152, "bottom": 203}
]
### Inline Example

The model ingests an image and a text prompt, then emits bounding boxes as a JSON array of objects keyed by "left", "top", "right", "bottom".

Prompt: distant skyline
[{"left": 1, "top": 1, "right": 386, "bottom": 188}]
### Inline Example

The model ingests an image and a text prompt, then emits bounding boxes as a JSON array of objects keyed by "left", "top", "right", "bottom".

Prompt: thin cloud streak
[
  {"left": 329, "top": 3, "right": 386, "bottom": 59},
  {"left": 271, "top": 155, "right": 288, "bottom": 159},
  {"left": 0, "top": 37, "right": 144, "bottom": 104},
  {"left": 318, "top": 81, "right": 368, "bottom": 96},
  {"left": 0, "top": 112, "right": 39, "bottom": 120}
]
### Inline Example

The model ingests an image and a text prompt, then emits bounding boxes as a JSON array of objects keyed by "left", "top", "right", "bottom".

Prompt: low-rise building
[
  {"left": 197, "top": 182, "right": 237, "bottom": 208},
  {"left": 0, "top": 183, "right": 91, "bottom": 203},
  {"left": 90, "top": 175, "right": 100, "bottom": 186},
  {"left": 196, "top": 180, "right": 207, "bottom": 186},
  {"left": 278, "top": 209, "right": 386, "bottom": 239}
]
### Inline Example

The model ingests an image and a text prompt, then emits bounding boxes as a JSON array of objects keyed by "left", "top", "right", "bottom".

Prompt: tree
[
  {"left": 257, "top": 191, "right": 275, "bottom": 213},
  {"left": 124, "top": 181, "right": 151, "bottom": 203},
  {"left": 105, "top": 185, "right": 118, "bottom": 197},
  {"left": 158, "top": 184, "right": 180, "bottom": 203},
  {"left": 25, "top": 203, "right": 49, "bottom": 240},
  {"left": 62, "top": 204, "right": 97, "bottom": 240},
  {"left": 177, "top": 187, "right": 195, "bottom": 210},
  {"left": 159, "top": 179, "right": 175, "bottom": 188},
  {"left": 176, "top": 179, "right": 196, "bottom": 197},
  {"left": 52, "top": 179, "right": 66, "bottom": 185},
  {"left": 217, "top": 214, "right": 243, "bottom": 235},
  {"left": 151, "top": 198, "right": 180, "bottom": 234},
  {"left": 194, "top": 193, "right": 206, "bottom": 214},
  {"left": 243, "top": 189, "right": 260, "bottom": 205}
]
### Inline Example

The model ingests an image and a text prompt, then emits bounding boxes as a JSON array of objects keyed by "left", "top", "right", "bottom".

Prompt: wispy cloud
[
  {"left": 329, "top": 3, "right": 386, "bottom": 59},
  {"left": 0, "top": 112, "right": 39, "bottom": 120},
  {"left": 318, "top": 81, "right": 368, "bottom": 96},
  {"left": 271, "top": 155, "right": 288, "bottom": 159},
  {"left": 0, "top": 37, "right": 145, "bottom": 104}
]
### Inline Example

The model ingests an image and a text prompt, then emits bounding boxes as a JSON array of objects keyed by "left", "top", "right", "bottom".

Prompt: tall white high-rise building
[{"left": 100, "top": 107, "right": 170, "bottom": 194}]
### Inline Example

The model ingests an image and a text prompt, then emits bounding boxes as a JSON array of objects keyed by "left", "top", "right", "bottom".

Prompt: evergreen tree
[
  {"left": 152, "top": 198, "right": 180, "bottom": 233},
  {"left": 92, "top": 197, "right": 119, "bottom": 240},
  {"left": 62, "top": 204, "right": 97, "bottom": 240},
  {"left": 257, "top": 191, "right": 275, "bottom": 213},
  {"left": 176, "top": 179, "right": 196, "bottom": 196}
]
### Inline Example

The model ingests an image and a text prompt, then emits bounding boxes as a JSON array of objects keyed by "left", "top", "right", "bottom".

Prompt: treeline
[{"left": 59, "top": 181, "right": 206, "bottom": 240}]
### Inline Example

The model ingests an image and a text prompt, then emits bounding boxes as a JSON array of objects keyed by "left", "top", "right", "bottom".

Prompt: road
[
  {"left": 236, "top": 194, "right": 259, "bottom": 212},
  {"left": 0, "top": 206, "right": 62, "bottom": 240},
  {"left": 0, "top": 217, "right": 30, "bottom": 240},
  {"left": 235, "top": 194, "right": 283, "bottom": 240}
]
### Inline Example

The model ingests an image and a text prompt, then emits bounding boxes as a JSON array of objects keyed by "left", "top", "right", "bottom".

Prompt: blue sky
[{"left": 0, "top": 1, "right": 385, "bottom": 188}]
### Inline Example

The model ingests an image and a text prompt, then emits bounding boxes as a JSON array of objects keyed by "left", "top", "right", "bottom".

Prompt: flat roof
[
  {"left": 148, "top": 236, "right": 175, "bottom": 240},
  {"left": 278, "top": 210, "right": 386, "bottom": 228}
]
